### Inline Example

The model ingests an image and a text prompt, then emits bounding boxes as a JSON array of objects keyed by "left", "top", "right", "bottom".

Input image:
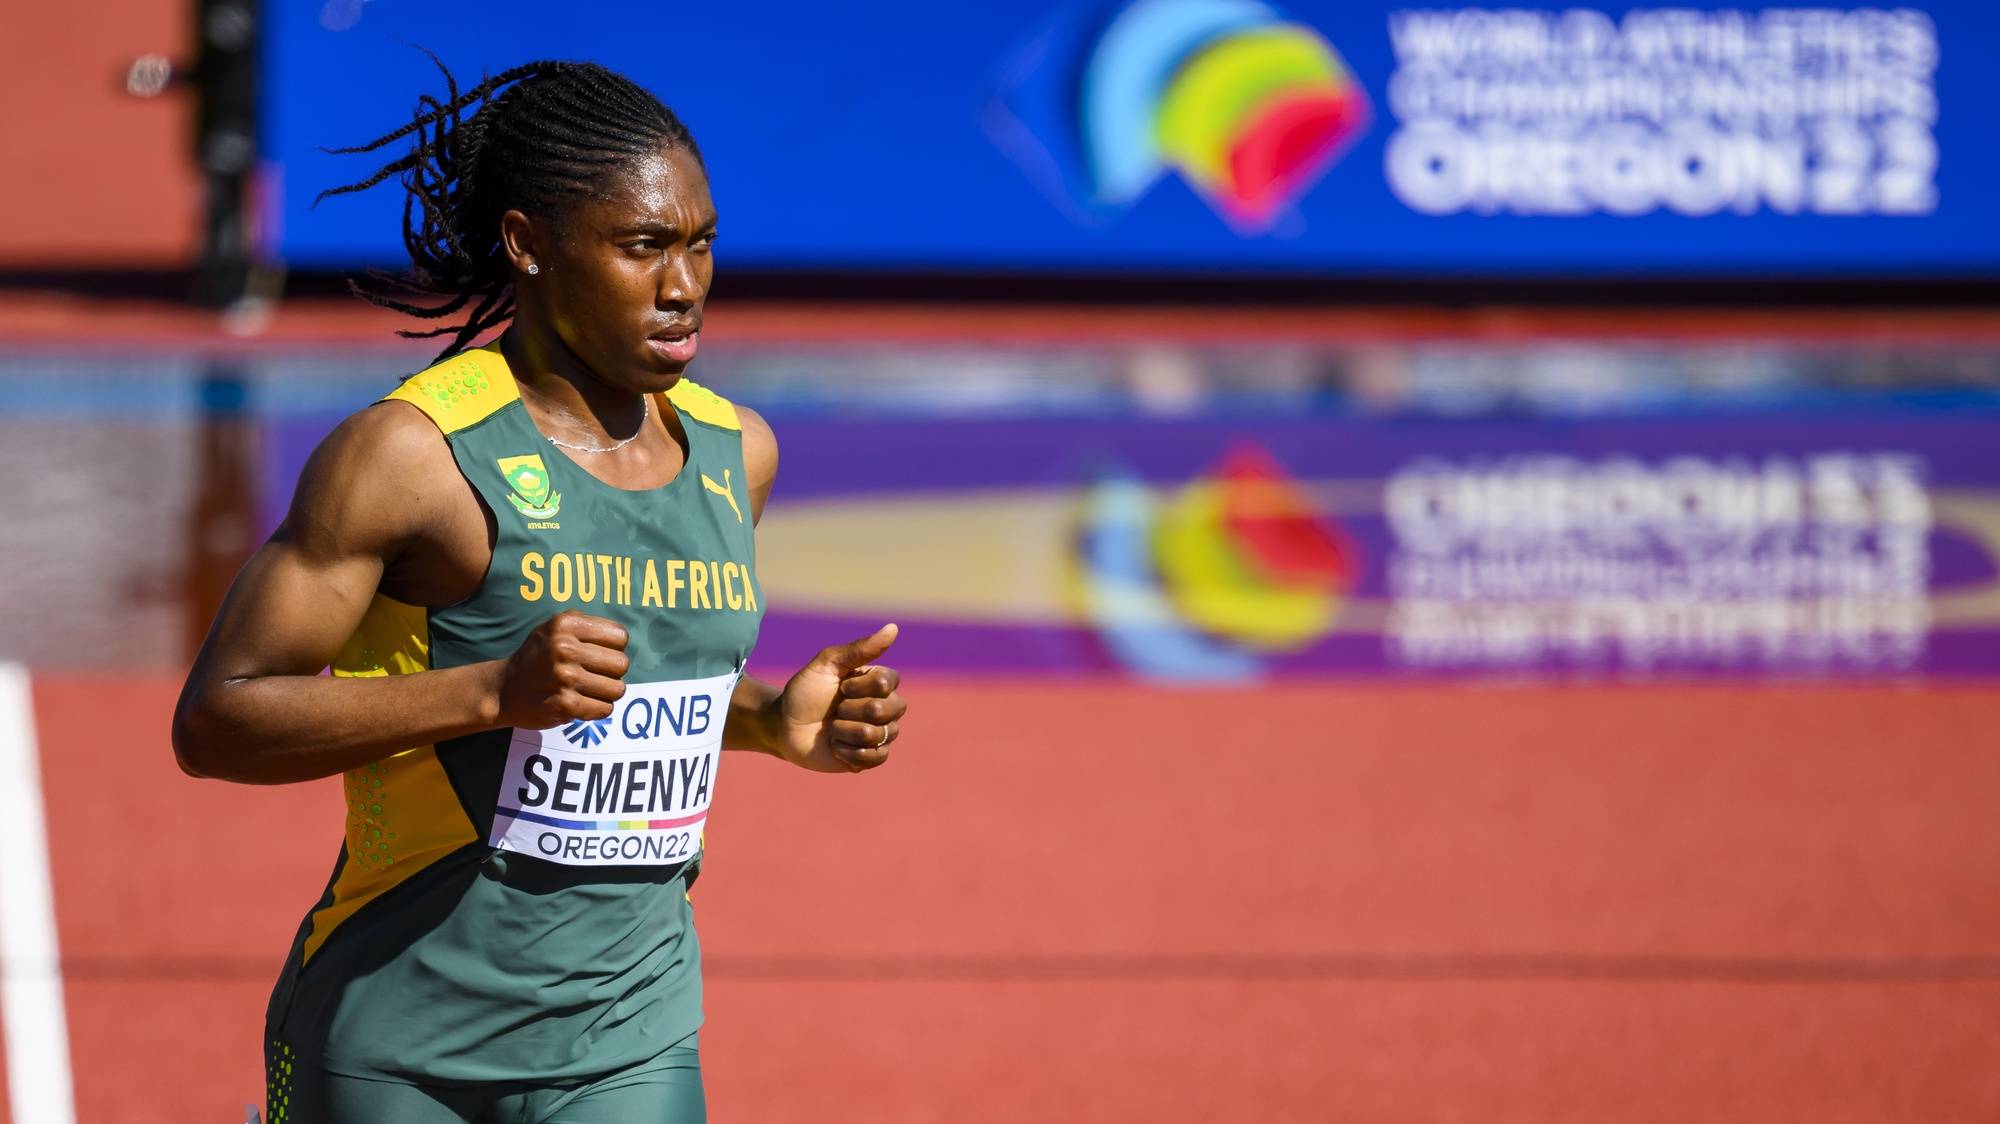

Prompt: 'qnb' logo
[
  {"left": 619, "top": 693, "right": 713, "bottom": 741},
  {"left": 561, "top": 717, "right": 612, "bottom": 748},
  {"left": 990, "top": 0, "right": 1371, "bottom": 231}
]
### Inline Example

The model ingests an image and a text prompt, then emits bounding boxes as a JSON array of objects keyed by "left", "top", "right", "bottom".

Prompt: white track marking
[{"left": 0, "top": 665, "right": 75, "bottom": 1123}]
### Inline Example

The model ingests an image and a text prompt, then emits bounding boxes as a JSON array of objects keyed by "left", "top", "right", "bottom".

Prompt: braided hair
[{"left": 319, "top": 56, "right": 703, "bottom": 359}]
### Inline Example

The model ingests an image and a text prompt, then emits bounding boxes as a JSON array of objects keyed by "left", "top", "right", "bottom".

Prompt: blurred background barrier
[
  {"left": 7, "top": 315, "right": 2000, "bottom": 681},
  {"left": 0, "top": 0, "right": 1997, "bottom": 1121}
]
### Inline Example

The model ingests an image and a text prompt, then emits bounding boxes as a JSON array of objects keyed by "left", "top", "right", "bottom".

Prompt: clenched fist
[{"left": 496, "top": 611, "right": 630, "bottom": 728}]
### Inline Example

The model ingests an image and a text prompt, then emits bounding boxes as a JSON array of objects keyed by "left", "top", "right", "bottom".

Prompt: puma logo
[{"left": 700, "top": 469, "right": 743, "bottom": 524}]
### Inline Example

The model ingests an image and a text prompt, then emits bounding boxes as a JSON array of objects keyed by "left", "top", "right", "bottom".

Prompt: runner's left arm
[{"left": 721, "top": 405, "right": 908, "bottom": 772}]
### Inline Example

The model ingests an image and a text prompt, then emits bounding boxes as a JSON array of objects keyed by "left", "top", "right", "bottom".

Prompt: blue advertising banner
[{"left": 266, "top": 1, "right": 2000, "bottom": 275}]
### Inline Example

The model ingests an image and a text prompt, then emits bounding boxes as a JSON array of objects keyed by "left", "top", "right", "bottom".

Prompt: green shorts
[{"left": 266, "top": 1034, "right": 704, "bottom": 1124}]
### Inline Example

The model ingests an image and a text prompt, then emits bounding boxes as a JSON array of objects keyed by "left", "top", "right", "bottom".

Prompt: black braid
[{"left": 318, "top": 54, "right": 703, "bottom": 360}]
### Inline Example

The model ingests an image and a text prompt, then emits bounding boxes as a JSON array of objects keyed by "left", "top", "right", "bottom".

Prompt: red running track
[{"left": 14, "top": 675, "right": 2000, "bottom": 1122}]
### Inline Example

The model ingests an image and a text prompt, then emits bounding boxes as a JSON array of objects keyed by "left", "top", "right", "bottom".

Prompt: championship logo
[
  {"left": 990, "top": 0, "right": 1371, "bottom": 230},
  {"left": 1078, "top": 444, "right": 1361, "bottom": 679},
  {"left": 498, "top": 454, "right": 562, "bottom": 521}
]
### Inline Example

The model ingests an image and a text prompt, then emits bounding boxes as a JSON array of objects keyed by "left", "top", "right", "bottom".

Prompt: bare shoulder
[
  {"left": 740, "top": 400, "right": 776, "bottom": 462},
  {"left": 735, "top": 403, "right": 779, "bottom": 523},
  {"left": 282, "top": 397, "right": 459, "bottom": 558},
  {"left": 737, "top": 403, "right": 778, "bottom": 482}
]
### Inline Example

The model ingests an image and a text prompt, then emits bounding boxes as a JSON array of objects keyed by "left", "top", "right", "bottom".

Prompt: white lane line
[{"left": 0, "top": 665, "right": 75, "bottom": 1123}]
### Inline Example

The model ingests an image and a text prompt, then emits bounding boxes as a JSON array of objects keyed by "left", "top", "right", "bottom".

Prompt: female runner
[{"left": 172, "top": 59, "right": 907, "bottom": 1123}]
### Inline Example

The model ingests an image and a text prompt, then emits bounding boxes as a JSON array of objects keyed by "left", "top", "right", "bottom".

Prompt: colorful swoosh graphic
[{"left": 991, "top": 0, "right": 1370, "bottom": 229}]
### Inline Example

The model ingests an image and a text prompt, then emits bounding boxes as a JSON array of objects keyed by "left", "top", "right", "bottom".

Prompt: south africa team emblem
[{"left": 498, "top": 454, "right": 561, "bottom": 520}]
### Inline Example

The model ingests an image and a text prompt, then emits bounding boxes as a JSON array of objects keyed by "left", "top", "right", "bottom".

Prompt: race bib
[{"left": 490, "top": 670, "right": 739, "bottom": 867}]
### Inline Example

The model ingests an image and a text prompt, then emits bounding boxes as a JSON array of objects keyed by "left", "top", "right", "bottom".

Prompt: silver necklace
[{"left": 545, "top": 396, "right": 651, "bottom": 454}]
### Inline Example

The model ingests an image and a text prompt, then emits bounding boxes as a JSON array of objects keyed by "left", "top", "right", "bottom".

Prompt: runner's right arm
[{"left": 172, "top": 402, "right": 627, "bottom": 785}]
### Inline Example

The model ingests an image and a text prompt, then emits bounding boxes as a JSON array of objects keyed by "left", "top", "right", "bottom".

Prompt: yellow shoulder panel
[
  {"left": 384, "top": 346, "right": 521, "bottom": 434},
  {"left": 666, "top": 378, "right": 741, "bottom": 431}
]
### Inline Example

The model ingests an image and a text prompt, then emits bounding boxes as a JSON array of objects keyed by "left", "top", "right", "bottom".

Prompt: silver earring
[{"left": 526, "top": 264, "right": 540, "bottom": 276}]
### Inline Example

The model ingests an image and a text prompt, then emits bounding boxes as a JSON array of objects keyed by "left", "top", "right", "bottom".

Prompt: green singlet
[{"left": 263, "top": 346, "right": 763, "bottom": 1123}]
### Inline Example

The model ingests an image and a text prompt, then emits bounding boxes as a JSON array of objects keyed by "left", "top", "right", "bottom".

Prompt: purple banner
[
  {"left": 748, "top": 414, "right": 2000, "bottom": 679},
  {"left": 265, "top": 406, "right": 2000, "bottom": 680}
]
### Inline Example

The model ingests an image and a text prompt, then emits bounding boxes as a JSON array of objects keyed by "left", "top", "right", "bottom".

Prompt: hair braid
[{"left": 317, "top": 55, "right": 703, "bottom": 360}]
